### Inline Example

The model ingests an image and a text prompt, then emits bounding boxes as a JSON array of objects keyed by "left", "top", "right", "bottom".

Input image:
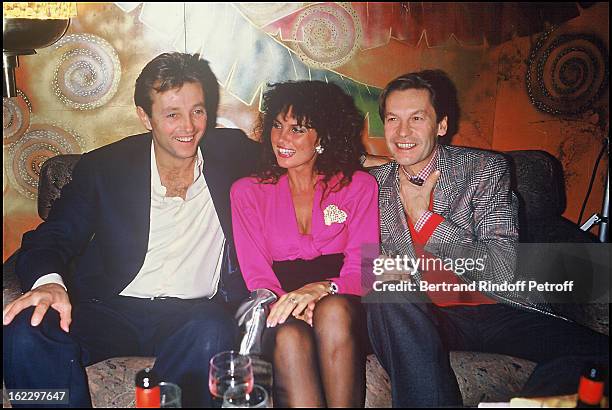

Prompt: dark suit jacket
[{"left": 16, "top": 128, "right": 261, "bottom": 304}]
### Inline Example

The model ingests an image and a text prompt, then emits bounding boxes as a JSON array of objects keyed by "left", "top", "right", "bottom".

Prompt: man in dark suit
[
  {"left": 366, "top": 70, "right": 608, "bottom": 407},
  {"left": 3, "top": 53, "right": 260, "bottom": 407}
]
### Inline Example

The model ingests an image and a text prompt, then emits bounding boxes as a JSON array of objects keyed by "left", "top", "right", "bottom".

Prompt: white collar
[{"left": 150, "top": 141, "right": 204, "bottom": 198}]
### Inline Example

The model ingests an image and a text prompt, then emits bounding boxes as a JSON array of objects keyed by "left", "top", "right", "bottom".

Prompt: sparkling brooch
[{"left": 324, "top": 204, "right": 347, "bottom": 226}]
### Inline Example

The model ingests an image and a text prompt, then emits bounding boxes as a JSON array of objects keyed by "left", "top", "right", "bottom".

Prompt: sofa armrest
[{"left": 3, "top": 251, "right": 22, "bottom": 309}]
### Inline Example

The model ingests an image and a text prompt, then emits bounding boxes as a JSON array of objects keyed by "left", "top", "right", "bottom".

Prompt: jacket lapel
[
  {"left": 432, "top": 144, "right": 456, "bottom": 218},
  {"left": 202, "top": 145, "right": 232, "bottom": 242},
  {"left": 378, "top": 162, "right": 417, "bottom": 261},
  {"left": 124, "top": 135, "right": 152, "bottom": 210},
  {"left": 112, "top": 133, "right": 152, "bottom": 273}
]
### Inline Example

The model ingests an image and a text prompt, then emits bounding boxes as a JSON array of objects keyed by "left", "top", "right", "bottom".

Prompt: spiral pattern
[
  {"left": 3, "top": 147, "right": 8, "bottom": 195},
  {"left": 3, "top": 90, "right": 32, "bottom": 145},
  {"left": 526, "top": 29, "right": 608, "bottom": 116},
  {"left": 5, "top": 122, "right": 84, "bottom": 200},
  {"left": 52, "top": 34, "right": 121, "bottom": 110},
  {"left": 292, "top": 3, "right": 362, "bottom": 69}
]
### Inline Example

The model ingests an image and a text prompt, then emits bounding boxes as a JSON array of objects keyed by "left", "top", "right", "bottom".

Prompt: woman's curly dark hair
[{"left": 255, "top": 81, "right": 365, "bottom": 197}]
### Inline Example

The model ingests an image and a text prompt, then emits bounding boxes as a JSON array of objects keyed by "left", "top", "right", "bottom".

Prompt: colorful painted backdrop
[{"left": 3, "top": 2, "right": 609, "bottom": 260}]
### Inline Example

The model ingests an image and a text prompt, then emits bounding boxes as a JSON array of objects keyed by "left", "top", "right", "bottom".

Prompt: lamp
[{"left": 3, "top": 2, "right": 77, "bottom": 98}]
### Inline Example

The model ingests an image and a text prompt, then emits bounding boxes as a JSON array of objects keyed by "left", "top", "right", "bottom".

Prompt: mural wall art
[{"left": 3, "top": 2, "right": 609, "bottom": 260}]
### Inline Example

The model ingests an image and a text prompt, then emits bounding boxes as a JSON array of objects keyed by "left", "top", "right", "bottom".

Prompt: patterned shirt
[{"left": 401, "top": 147, "right": 438, "bottom": 232}]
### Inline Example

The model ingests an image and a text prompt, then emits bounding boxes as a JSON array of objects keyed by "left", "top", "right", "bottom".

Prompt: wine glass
[
  {"left": 209, "top": 351, "right": 253, "bottom": 407},
  {"left": 159, "top": 382, "right": 182, "bottom": 408},
  {"left": 222, "top": 384, "right": 269, "bottom": 408}
]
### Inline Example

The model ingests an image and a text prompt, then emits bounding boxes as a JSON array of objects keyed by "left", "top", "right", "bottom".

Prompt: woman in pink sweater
[{"left": 231, "top": 81, "right": 379, "bottom": 407}]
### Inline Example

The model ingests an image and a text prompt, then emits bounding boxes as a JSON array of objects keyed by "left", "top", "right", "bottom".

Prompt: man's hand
[
  {"left": 2, "top": 283, "right": 72, "bottom": 332},
  {"left": 267, "top": 282, "right": 330, "bottom": 328},
  {"left": 399, "top": 168, "right": 440, "bottom": 223},
  {"left": 363, "top": 154, "right": 392, "bottom": 168}
]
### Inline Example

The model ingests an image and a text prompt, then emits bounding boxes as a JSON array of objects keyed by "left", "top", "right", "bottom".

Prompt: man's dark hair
[
  {"left": 134, "top": 52, "right": 219, "bottom": 129},
  {"left": 255, "top": 80, "right": 365, "bottom": 197},
  {"left": 378, "top": 70, "right": 459, "bottom": 137}
]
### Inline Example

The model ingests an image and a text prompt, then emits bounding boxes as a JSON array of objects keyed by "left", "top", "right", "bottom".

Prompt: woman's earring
[{"left": 315, "top": 145, "right": 324, "bottom": 154}]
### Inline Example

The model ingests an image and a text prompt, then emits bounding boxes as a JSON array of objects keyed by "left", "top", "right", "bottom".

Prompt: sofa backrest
[
  {"left": 36, "top": 150, "right": 591, "bottom": 242},
  {"left": 504, "top": 150, "right": 566, "bottom": 221},
  {"left": 503, "top": 150, "right": 596, "bottom": 243},
  {"left": 37, "top": 154, "right": 81, "bottom": 221}
]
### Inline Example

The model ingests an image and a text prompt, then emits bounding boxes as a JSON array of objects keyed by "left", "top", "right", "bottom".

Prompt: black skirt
[
  {"left": 262, "top": 253, "right": 372, "bottom": 361},
  {"left": 272, "top": 253, "right": 344, "bottom": 292}
]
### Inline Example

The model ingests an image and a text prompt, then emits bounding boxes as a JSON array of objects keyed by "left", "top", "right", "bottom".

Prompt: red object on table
[{"left": 135, "top": 368, "right": 161, "bottom": 408}]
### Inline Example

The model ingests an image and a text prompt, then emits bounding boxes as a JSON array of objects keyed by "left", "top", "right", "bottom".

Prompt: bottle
[
  {"left": 577, "top": 364, "right": 605, "bottom": 408},
  {"left": 135, "top": 367, "right": 161, "bottom": 408}
]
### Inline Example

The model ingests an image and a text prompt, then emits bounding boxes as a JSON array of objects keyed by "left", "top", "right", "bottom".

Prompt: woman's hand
[
  {"left": 267, "top": 281, "right": 330, "bottom": 328},
  {"left": 293, "top": 301, "right": 316, "bottom": 326},
  {"left": 362, "top": 153, "right": 392, "bottom": 168}
]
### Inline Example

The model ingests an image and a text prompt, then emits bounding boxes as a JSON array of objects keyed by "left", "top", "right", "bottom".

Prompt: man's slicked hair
[{"left": 379, "top": 70, "right": 453, "bottom": 124}]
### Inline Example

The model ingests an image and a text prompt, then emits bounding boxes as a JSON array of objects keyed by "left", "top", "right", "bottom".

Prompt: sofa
[{"left": 3, "top": 150, "right": 608, "bottom": 407}]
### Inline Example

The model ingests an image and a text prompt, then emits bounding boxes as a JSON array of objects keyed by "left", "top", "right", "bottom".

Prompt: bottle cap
[
  {"left": 578, "top": 365, "right": 606, "bottom": 406},
  {"left": 136, "top": 368, "right": 160, "bottom": 389},
  {"left": 135, "top": 368, "right": 160, "bottom": 408}
]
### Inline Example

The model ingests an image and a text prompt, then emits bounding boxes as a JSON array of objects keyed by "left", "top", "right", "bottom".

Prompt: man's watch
[{"left": 328, "top": 280, "right": 339, "bottom": 295}]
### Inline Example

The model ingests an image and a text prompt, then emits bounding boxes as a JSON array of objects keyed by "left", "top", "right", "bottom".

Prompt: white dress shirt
[{"left": 32, "top": 142, "right": 225, "bottom": 299}]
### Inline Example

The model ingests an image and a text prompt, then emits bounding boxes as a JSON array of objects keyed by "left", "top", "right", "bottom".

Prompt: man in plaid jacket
[{"left": 366, "top": 70, "right": 608, "bottom": 407}]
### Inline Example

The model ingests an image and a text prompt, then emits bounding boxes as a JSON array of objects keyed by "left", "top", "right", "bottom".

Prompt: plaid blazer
[{"left": 369, "top": 144, "right": 561, "bottom": 319}]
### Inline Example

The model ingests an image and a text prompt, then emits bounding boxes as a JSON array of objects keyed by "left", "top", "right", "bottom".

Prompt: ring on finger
[{"left": 289, "top": 297, "right": 298, "bottom": 304}]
